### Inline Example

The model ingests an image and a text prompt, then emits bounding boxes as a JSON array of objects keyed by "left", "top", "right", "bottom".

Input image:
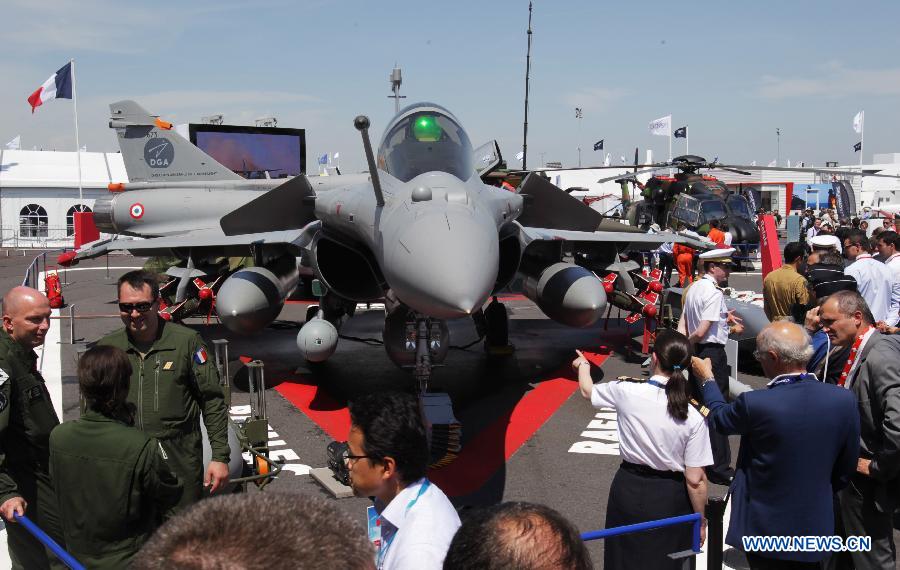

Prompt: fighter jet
[{"left": 61, "top": 100, "right": 707, "bottom": 391}]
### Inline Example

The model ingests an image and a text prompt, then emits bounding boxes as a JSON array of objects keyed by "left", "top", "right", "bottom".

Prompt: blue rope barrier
[
  {"left": 581, "top": 511, "right": 702, "bottom": 553},
  {"left": 13, "top": 513, "right": 85, "bottom": 570}
]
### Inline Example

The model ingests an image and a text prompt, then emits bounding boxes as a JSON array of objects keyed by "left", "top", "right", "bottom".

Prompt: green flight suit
[
  {"left": 0, "top": 330, "right": 66, "bottom": 570},
  {"left": 98, "top": 321, "right": 230, "bottom": 511},
  {"left": 49, "top": 410, "right": 182, "bottom": 569}
]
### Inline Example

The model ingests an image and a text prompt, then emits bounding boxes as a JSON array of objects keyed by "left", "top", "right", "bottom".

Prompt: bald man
[
  {"left": 693, "top": 322, "right": 859, "bottom": 569},
  {"left": 0, "top": 287, "right": 65, "bottom": 569}
]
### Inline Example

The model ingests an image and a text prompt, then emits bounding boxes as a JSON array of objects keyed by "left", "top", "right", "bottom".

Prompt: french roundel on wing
[{"left": 129, "top": 203, "right": 145, "bottom": 219}]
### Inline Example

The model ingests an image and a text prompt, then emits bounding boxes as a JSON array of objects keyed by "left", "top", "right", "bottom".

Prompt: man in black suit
[
  {"left": 693, "top": 321, "right": 860, "bottom": 569},
  {"left": 820, "top": 291, "right": 900, "bottom": 570}
]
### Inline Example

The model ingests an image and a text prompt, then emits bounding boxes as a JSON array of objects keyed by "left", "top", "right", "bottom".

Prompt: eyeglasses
[
  {"left": 344, "top": 454, "right": 373, "bottom": 466},
  {"left": 118, "top": 302, "right": 155, "bottom": 314}
]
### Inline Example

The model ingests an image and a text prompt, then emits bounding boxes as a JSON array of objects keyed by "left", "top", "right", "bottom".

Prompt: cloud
[
  {"left": 756, "top": 63, "right": 900, "bottom": 99},
  {"left": 562, "top": 87, "right": 628, "bottom": 113},
  {"left": 97, "top": 89, "right": 321, "bottom": 112},
  {"left": 4, "top": 0, "right": 176, "bottom": 54}
]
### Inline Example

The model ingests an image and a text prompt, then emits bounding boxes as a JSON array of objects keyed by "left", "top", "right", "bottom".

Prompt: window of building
[
  {"left": 19, "top": 204, "right": 48, "bottom": 238},
  {"left": 66, "top": 204, "right": 92, "bottom": 236}
]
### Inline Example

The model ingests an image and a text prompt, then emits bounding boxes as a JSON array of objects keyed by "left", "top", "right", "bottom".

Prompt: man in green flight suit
[
  {"left": 98, "top": 270, "right": 230, "bottom": 510},
  {"left": 50, "top": 345, "right": 182, "bottom": 569},
  {"left": 0, "top": 286, "right": 66, "bottom": 569}
]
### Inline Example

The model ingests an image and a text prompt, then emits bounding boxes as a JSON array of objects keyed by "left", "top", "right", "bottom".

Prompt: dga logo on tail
[
  {"left": 143, "top": 137, "right": 174, "bottom": 168},
  {"left": 129, "top": 203, "right": 145, "bottom": 219}
]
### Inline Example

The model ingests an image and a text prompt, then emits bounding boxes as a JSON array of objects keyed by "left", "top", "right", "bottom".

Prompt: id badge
[{"left": 366, "top": 505, "right": 382, "bottom": 552}]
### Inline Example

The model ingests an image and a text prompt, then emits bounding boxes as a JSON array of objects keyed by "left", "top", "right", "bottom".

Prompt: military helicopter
[{"left": 599, "top": 155, "right": 760, "bottom": 244}]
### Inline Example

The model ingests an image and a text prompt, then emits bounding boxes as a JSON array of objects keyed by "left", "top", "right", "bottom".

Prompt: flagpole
[
  {"left": 70, "top": 59, "right": 83, "bottom": 202},
  {"left": 668, "top": 121, "right": 672, "bottom": 176},
  {"left": 686, "top": 127, "right": 689, "bottom": 156},
  {"left": 859, "top": 111, "right": 865, "bottom": 168}
]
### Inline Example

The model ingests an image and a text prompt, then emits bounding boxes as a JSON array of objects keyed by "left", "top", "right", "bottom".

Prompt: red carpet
[{"left": 274, "top": 349, "right": 610, "bottom": 497}]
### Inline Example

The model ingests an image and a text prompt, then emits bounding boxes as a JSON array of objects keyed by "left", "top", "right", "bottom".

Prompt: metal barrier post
[
  {"left": 105, "top": 253, "right": 109, "bottom": 279},
  {"left": 706, "top": 496, "right": 727, "bottom": 570},
  {"left": 13, "top": 513, "right": 85, "bottom": 570},
  {"left": 68, "top": 304, "right": 76, "bottom": 344},
  {"left": 212, "top": 339, "right": 231, "bottom": 408},
  {"left": 243, "top": 360, "right": 269, "bottom": 463}
]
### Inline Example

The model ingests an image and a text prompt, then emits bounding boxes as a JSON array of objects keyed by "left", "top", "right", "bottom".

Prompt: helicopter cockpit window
[
  {"left": 727, "top": 195, "right": 751, "bottom": 218},
  {"left": 672, "top": 194, "right": 701, "bottom": 227},
  {"left": 700, "top": 200, "right": 728, "bottom": 222},
  {"left": 377, "top": 109, "right": 474, "bottom": 183}
]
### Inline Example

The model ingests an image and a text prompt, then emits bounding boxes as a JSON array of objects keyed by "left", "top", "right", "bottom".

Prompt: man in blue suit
[{"left": 692, "top": 321, "right": 860, "bottom": 569}]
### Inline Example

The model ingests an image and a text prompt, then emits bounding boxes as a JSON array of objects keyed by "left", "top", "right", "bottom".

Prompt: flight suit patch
[
  {"left": 0, "top": 393, "right": 7, "bottom": 412},
  {"left": 0, "top": 368, "right": 8, "bottom": 386},
  {"left": 163, "top": 361, "right": 174, "bottom": 371},
  {"left": 26, "top": 386, "right": 43, "bottom": 401}
]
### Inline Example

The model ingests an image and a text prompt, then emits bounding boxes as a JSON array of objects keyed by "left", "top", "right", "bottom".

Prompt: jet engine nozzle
[
  {"left": 383, "top": 209, "right": 498, "bottom": 319},
  {"left": 216, "top": 257, "right": 299, "bottom": 333},
  {"left": 522, "top": 262, "right": 607, "bottom": 328},
  {"left": 297, "top": 318, "right": 339, "bottom": 362}
]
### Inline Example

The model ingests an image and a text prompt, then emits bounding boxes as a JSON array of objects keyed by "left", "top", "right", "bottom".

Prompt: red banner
[{"left": 757, "top": 214, "right": 781, "bottom": 279}]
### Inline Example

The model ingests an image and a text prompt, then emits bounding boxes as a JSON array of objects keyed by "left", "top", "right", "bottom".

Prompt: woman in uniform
[
  {"left": 49, "top": 346, "right": 182, "bottom": 569},
  {"left": 573, "top": 330, "right": 712, "bottom": 570}
]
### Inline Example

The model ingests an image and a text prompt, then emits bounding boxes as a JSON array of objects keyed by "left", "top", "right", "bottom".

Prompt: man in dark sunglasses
[{"left": 98, "top": 270, "right": 230, "bottom": 512}]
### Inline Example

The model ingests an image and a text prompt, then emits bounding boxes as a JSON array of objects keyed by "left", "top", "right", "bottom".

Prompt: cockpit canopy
[{"left": 377, "top": 103, "right": 474, "bottom": 183}]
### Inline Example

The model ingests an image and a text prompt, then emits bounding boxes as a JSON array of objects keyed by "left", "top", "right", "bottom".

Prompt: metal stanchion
[
  {"left": 68, "top": 304, "right": 76, "bottom": 344},
  {"left": 105, "top": 254, "right": 109, "bottom": 279},
  {"left": 212, "top": 339, "right": 231, "bottom": 408},
  {"left": 706, "top": 496, "right": 727, "bottom": 570}
]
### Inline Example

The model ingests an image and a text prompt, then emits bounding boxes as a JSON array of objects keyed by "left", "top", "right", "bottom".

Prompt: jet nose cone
[{"left": 385, "top": 209, "right": 498, "bottom": 319}]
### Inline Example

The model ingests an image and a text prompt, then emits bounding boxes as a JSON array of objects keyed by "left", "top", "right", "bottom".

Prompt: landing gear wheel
[{"left": 484, "top": 296, "right": 514, "bottom": 356}]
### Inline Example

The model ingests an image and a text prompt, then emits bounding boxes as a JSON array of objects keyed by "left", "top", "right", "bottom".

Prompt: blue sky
[{"left": 4, "top": 0, "right": 900, "bottom": 173}]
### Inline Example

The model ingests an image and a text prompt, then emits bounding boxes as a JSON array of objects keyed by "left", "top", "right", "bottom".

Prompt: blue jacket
[{"left": 704, "top": 375, "right": 859, "bottom": 562}]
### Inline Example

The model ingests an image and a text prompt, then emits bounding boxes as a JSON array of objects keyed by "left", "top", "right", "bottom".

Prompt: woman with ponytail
[
  {"left": 573, "top": 330, "right": 713, "bottom": 570},
  {"left": 49, "top": 346, "right": 182, "bottom": 569}
]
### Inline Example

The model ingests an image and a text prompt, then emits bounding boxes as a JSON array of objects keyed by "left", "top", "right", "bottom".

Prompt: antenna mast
[{"left": 522, "top": 1, "right": 533, "bottom": 170}]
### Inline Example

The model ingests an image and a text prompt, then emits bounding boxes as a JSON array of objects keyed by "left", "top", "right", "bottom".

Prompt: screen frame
[{"left": 188, "top": 123, "right": 307, "bottom": 176}]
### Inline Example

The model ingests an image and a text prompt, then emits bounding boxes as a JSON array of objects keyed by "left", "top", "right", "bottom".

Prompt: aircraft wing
[
  {"left": 516, "top": 224, "right": 711, "bottom": 250},
  {"left": 62, "top": 224, "right": 320, "bottom": 264}
]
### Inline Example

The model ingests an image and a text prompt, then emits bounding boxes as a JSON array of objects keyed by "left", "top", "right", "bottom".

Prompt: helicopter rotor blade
[
  {"left": 715, "top": 164, "right": 900, "bottom": 180},
  {"left": 708, "top": 165, "right": 753, "bottom": 176},
  {"left": 597, "top": 166, "right": 670, "bottom": 184}
]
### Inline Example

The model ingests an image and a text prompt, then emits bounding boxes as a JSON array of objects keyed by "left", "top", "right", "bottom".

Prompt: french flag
[{"left": 27, "top": 62, "right": 73, "bottom": 113}]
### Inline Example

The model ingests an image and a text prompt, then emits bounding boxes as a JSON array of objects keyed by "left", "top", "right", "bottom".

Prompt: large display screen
[{"left": 189, "top": 124, "right": 306, "bottom": 178}]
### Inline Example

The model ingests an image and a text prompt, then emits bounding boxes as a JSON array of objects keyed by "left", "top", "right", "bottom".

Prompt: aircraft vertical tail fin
[{"left": 109, "top": 100, "right": 243, "bottom": 183}]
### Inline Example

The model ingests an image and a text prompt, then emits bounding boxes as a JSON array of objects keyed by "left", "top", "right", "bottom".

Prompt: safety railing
[
  {"left": 582, "top": 512, "right": 703, "bottom": 563},
  {"left": 13, "top": 513, "right": 85, "bottom": 570}
]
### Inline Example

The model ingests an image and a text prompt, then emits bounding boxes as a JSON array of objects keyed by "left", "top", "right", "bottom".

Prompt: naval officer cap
[
  {"left": 810, "top": 234, "right": 842, "bottom": 253},
  {"left": 698, "top": 246, "right": 737, "bottom": 264}
]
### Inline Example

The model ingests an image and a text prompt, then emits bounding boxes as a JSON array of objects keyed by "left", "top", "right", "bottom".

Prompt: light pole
[{"left": 575, "top": 107, "right": 583, "bottom": 167}]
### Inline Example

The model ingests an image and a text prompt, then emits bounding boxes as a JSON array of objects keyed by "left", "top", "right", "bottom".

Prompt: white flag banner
[
  {"left": 853, "top": 111, "right": 864, "bottom": 134},
  {"left": 333, "top": 152, "right": 340, "bottom": 159},
  {"left": 768, "top": 160, "right": 777, "bottom": 167},
  {"left": 649, "top": 115, "right": 671, "bottom": 136},
  {"left": 603, "top": 152, "right": 611, "bottom": 166},
  {"left": 515, "top": 151, "right": 524, "bottom": 162},
  {"left": 751, "top": 160, "right": 757, "bottom": 166},
  {"left": 5, "top": 135, "right": 20, "bottom": 150}
]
